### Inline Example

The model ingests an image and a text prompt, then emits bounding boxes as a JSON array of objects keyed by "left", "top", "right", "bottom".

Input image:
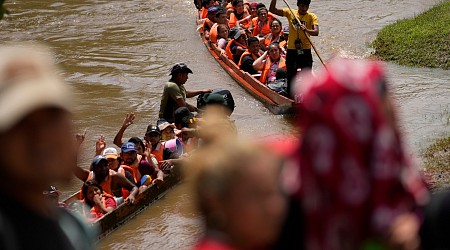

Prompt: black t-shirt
[
  {"left": 0, "top": 194, "right": 94, "bottom": 250},
  {"left": 240, "top": 55, "right": 258, "bottom": 75}
]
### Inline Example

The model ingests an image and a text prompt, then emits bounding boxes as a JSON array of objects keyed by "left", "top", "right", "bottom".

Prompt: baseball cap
[
  {"left": 90, "top": 155, "right": 108, "bottom": 170},
  {"left": 207, "top": 5, "right": 219, "bottom": 14},
  {"left": 229, "top": 27, "right": 242, "bottom": 40},
  {"left": 146, "top": 125, "right": 161, "bottom": 135},
  {"left": 158, "top": 121, "right": 175, "bottom": 131},
  {"left": 174, "top": 107, "right": 195, "bottom": 125},
  {"left": 121, "top": 142, "right": 137, "bottom": 153},
  {"left": 0, "top": 44, "right": 72, "bottom": 132},
  {"left": 102, "top": 147, "right": 118, "bottom": 159},
  {"left": 168, "top": 63, "right": 193, "bottom": 76}
]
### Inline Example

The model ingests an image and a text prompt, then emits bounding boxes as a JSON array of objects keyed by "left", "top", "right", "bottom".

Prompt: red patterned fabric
[
  {"left": 194, "top": 238, "right": 237, "bottom": 250},
  {"left": 295, "top": 59, "right": 429, "bottom": 250}
]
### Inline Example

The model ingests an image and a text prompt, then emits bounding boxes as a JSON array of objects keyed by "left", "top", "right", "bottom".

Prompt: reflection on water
[{"left": 1, "top": 0, "right": 448, "bottom": 248}]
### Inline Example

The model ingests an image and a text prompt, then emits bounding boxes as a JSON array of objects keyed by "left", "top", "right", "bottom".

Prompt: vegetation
[
  {"left": 422, "top": 136, "right": 450, "bottom": 191},
  {"left": 372, "top": 1, "right": 450, "bottom": 69},
  {"left": 0, "top": 0, "right": 9, "bottom": 20}
]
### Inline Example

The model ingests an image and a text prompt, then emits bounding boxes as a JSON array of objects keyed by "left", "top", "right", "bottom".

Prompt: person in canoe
[
  {"left": 251, "top": 7, "right": 274, "bottom": 38},
  {"left": 158, "top": 121, "right": 176, "bottom": 142},
  {"left": 225, "top": 27, "right": 248, "bottom": 63},
  {"left": 158, "top": 63, "right": 211, "bottom": 122},
  {"left": 228, "top": 0, "right": 250, "bottom": 28},
  {"left": 81, "top": 180, "right": 117, "bottom": 222},
  {"left": 269, "top": 0, "right": 319, "bottom": 96},
  {"left": 201, "top": 5, "right": 219, "bottom": 34},
  {"left": 211, "top": 24, "right": 230, "bottom": 57},
  {"left": 119, "top": 141, "right": 164, "bottom": 188},
  {"left": 199, "top": 0, "right": 216, "bottom": 20},
  {"left": 238, "top": 36, "right": 261, "bottom": 75},
  {"left": 260, "top": 18, "right": 284, "bottom": 51},
  {"left": 74, "top": 155, "right": 139, "bottom": 204},
  {"left": 234, "top": 1, "right": 257, "bottom": 29},
  {"left": 208, "top": 8, "right": 229, "bottom": 44},
  {"left": 253, "top": 42, "right": 287, "bottom": 85}
]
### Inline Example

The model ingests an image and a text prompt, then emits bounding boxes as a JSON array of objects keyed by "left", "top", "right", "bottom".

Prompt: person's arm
[
  {"left": 211, "top": 42, "right": 226, "bottom": 57},
  {"left": 300, "top": 23, "right": 319, "bottom": 36},
  {"left": 236, "top": 15, "right": 250, "bottom": 28},
  {"left": 73, "top": 165, "right": 89, "bottom": 182},
  {"left": 159, "top": 158, "right": 184, "bottom": 171},
  {"left": 113, "top": 112, "right": 135, "bottom": 147},
  {"left": 186, "top": 89, "right": 212, "bottom": 98},
  {"left": 113, "top": 174, "right": 138, "bottom": 204},
  {"left": 253, "top": 51, "right": 268, "bottom": 71},
  {"left": 93, "top": 195, "right": 115, "bottom": 214},
  {"left": 269, "top": 0, "right": 284, "bottom": 16},
  {"left": 174, "top": 98, "right": 198, "bottom": 112}
]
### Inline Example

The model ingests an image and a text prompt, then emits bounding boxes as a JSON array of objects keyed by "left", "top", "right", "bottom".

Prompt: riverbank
[
  {"left": 422, "top": 136, "right": 450, "bottom": 191},
  {"left": 372, "top": 1, "right": 450, "bottom": 69}
]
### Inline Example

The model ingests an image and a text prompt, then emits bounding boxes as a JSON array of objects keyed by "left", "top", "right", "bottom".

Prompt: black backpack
[{"left": 197, "top": 88, "right": 235, "bottom": 114}]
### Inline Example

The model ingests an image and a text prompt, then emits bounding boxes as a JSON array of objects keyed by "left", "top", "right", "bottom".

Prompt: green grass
[
  {"left": 372, "top": 1, "right": 450, "bottom": 69},
  {"left": 422, "top": 136, "right": 450, "bottom": 191}
]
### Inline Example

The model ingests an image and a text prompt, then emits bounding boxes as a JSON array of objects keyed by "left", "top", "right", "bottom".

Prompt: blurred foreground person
[
  {"left": 190, "top": 141, "right": 287, "bottom": 250},
  {"left": 0, "top": 45, "right": 94, "bottom": 249},
  {"left": 293, "top": 58, "right": 429, "bottom": 250}
]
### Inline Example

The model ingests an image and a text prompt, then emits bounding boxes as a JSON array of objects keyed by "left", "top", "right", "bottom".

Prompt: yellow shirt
[{"left": 282, "top": 8, "right": 318, "bottom": 50}]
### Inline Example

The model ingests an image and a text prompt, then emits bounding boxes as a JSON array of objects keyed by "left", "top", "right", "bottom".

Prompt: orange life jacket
[
  {"left": 251, "top": 13, "right": 275, "bottom": 37},
  {"left": 259, "top": 56, "right": 286, "bottom": 84},
  {"left": 229, "top": 9, "right": 249, "bottom": 28},
  {"left": 83, "top": 170, "right": 114, "bottom": 198},
  {"left": 238, "top": 50, "right": 260, "bottom": 67},
  {"left": 225, "top": 39, "right": 247, "bottom": 62},
  {"left": 151, "top": 142, "right": 165, "bottom": 162},
  {"left": 263, "top": 32, "right": 283, "bottom": 48},
  {"left": 82, "top": 193, "right": 116, "bottom": 222},
  {"left": 201, "top": 7, "right": 208, "bottom": 19},
  {"left": 209, "top": 23, "right": 219, "bottom": 43},
  {"left": 203, "top": 18, "right": 215, "bottom": 32}
]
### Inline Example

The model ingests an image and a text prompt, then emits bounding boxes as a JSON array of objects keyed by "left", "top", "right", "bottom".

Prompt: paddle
[{"left": 282, "top": 0, "right": 327, "bottom": 70}]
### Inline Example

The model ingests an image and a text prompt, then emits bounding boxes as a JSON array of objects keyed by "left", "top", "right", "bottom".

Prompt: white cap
[
  {"left": 0, "top": 44, "right": 72, "bottom": 132},
  {"left": 102, "top": 147, "right": 118, "bottom": 159}
]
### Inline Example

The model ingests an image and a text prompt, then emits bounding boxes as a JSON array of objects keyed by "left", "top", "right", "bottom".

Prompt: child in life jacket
[{"left": 81, "top": 181, "right": 117, "bottom": 222}]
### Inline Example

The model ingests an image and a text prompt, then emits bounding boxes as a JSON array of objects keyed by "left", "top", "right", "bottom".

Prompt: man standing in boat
[
  {"left": 159, "top": 63, "right": 211, "bottom": 123},
  {"left": 269, "top": 0, "right": 319, "bottom": 96}
]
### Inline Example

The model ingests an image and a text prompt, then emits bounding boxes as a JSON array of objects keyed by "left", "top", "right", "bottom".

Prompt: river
[{"left": 1, "top": 0, "right": 448, "bottom": 249}]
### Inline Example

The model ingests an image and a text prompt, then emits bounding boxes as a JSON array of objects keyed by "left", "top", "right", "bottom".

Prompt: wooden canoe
[
  {"left": 64, "top": 166, "right": 182, "bottom": 241},
  {"left": 196, "top": 17, "right": 299, "bottom": 115}
]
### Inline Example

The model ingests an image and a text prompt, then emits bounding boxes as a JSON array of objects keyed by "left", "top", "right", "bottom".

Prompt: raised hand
[
  {"left": 122, "top": 112, "right": 135, "bottom": 128},
  {"left": 95, "top": 135, "right": 106, "bottom": 155},
  {"left": 75, "top": 128, "right": 87, "bottom": 146}
]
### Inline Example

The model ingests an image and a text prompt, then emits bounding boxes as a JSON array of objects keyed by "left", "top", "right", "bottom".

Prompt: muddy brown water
[{"left": 1, "top": 0, "right": 448, "bottom": 249}]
